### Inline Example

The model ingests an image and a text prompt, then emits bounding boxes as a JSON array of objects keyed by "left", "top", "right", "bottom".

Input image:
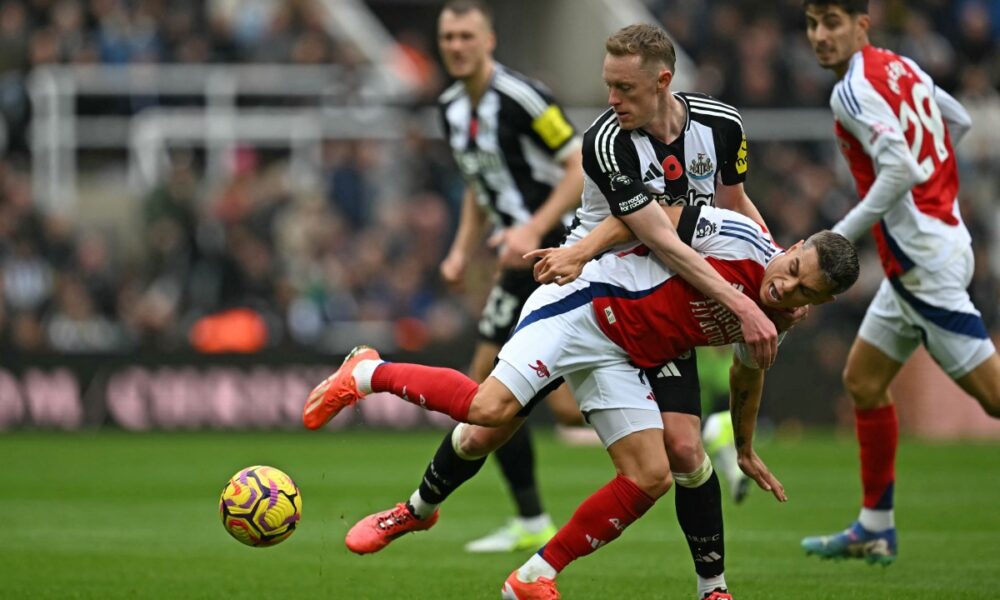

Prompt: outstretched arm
[
  {"left": 729, "top": 355, "right": 786, "bottom": 502},
  {"left": 530, "top": 214, "right": 634, "bottom": 285}
]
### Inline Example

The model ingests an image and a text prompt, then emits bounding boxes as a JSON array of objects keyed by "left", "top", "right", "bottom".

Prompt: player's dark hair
[
  {"left": 606, "top": 24, "right": 676, "bottom": 72},
  {"left": 804, "top": 231, "right": 860, "bottom": 295},
  {"left": 801, "top": 0, "right": 869, "bottom": 15},
  {"left": 441, "top": 0, "right": 494, "bottom": 27}
]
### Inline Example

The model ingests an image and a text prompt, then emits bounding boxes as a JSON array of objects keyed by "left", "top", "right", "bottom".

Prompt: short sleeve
[
  {"left": 526, "top": 88, "right": 579, "bottom": 159},
  {"left": 718, "top": 118, "right": 749, "bottom": 186},
  {"left": 684, "top": 206, "right": 779, "bottom": 264},
  {"left": 581, "top": 122, "right": 651, "bottom": 216},
  {"left": 494, "top": 71, "right": 579, "bottom": 161}
]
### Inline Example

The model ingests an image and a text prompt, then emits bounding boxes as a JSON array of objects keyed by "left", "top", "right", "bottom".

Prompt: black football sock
[
  {"left": 675, "top": 470, "right": 725, "bottom": 578},
  {"left": 494, "top": 422, "right": 544, "bottom": 518},
  {"left": 413, "top": 427, "right": 487, "bottom": 514}
]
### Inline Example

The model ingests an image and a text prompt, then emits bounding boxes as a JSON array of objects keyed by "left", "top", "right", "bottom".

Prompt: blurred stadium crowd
[{"left": 0, "top": 0, "right": 997, "bottom": 385}]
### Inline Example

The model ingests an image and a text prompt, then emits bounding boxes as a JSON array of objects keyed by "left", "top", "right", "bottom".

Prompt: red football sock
[
  {"left": 370, "top": 363, "right": 477, "bottom": 422},
  {"left": 540, "top": 475, "right": 656, "bottom": 572},
  {"left": 856, "top": 404, "right": 898, "bottom": 509}
]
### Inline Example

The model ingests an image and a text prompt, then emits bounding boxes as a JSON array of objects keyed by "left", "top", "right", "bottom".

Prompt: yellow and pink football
[{"left": 219, "top": 465, "right": 302, "bottom": 547}]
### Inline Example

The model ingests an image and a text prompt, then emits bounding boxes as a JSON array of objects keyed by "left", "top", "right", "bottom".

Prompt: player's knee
[
  {"left": 956, "top": 354, "right": 1000, "bottom": 418},
  {"left": 663, "top": 435, "right": 704, "bottom": 471},
  {"left": 981, "top": 365, "right": 1000, "bottom": 416},
  {"left": 842, "top": 366, "right": 887, "bottom": 408},
  {"left": 979, "top": 385, "right": 1000, "bottom": 418},
  {"left": 628, "top": 463, "right": 673, "bottom": 499},
  {"left": 456, "top": 424, "right": 506, "bottom": 457}
]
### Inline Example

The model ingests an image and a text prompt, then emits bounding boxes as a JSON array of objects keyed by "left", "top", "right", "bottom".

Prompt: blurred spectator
[
  {"left": 898, "top": 11, "right": 957, "bottom": 89},
  {"left": 0, "top": 2, "right": 28, "bottom": 73},
  {"left": 733, "top": 15, "right": 792, "bottom": 107},
  {"left": 391, "top": 29, "right": 444, "bottom": 102},
  {"left": 45, "top": 270, "right": 125, "bottom": 352},
  {"left": 953, "top": 1, "right": 997, "bottom": 67},
  {"left": 3, "top": 236, "right": 52, "bottom": 312},
  {"left": 323, "top": 140, "right": 374, "bottom": 229},
  {"left": 957, "top": 65, "right": 1000, "bottom": 169},
  {"left": 0, "top": 0, "right": 995, "bottom": 374}
]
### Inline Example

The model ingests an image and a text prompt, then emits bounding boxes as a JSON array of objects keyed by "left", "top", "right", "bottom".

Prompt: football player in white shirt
[
  {"left": 799, "top": 0, "right": 1000, "bottom": 565},
  {"left": 316, "top": 22, "right": 783, "bottom": 600},
  {"left": 303, "top": 204, "right": 859, "bottom": 599}
]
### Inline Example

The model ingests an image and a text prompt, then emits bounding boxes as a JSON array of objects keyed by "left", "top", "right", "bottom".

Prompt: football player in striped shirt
[
  {"left": 302, "top": 204, "right": 859, "bottom": 599},
  {"left": 373, "top": 0, "right": 585, "bottom": 555},
  {"left": 320, "top": 21, "right": 783, "bottom": 600},
  {"left": 531, "top": 24, "right": 796, "bottom": 599},
  {"left": 799, "top": 0, "right": 1000, "bottom": 564}
]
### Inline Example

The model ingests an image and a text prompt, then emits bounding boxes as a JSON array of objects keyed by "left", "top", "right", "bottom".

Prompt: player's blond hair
[{"left": 605, "top": 24, "right": 676, "bottom": 72}]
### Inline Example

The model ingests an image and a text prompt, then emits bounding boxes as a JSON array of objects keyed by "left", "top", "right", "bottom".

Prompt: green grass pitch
[{"left": 4, "top": 430, "right": 1000, "bottom": 599}]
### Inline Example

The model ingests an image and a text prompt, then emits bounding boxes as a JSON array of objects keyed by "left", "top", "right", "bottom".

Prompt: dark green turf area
[{"left": 3, "top": 430, "right": 999, "bottom": 599}]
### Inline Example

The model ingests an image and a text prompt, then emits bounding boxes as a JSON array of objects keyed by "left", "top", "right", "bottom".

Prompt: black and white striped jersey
[
  {"left": 565, "top": 92, "right": 748, "bottom": 246},
  {"left": 439, "top": 63, "right": 580, "bottom": 244}
]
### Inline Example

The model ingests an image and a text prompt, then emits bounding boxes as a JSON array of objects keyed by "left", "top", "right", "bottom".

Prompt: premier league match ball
[{"left": 219, "top": 465, "right": 302, "bottom": 547}]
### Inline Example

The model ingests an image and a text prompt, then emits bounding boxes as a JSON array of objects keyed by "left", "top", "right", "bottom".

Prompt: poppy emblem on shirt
[{"left": 662, "top": 155, "right": 683, "bottom": 181}]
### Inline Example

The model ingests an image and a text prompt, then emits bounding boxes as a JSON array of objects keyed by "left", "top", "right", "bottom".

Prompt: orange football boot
[
  {"left": 500, "top": 570, "right": 560, "bottom": 600},
  {"left": 302, "top": 345, "right": 380, "bottom": 430},
  {"left": 345, "top": 503, "right": 439, "bottom": 554}
]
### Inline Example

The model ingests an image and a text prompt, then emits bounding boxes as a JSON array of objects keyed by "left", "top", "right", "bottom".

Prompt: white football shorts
[
  {"left": 859, "top": 244, "right": 995, "bottom": 378},
  {"left": 491, "top": 277, "right": 662, "bottom": 445}
]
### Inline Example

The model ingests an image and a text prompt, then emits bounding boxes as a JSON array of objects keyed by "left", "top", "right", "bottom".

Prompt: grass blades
[{"left": 3, "top": 430, "right": 999, "bottom": 599}]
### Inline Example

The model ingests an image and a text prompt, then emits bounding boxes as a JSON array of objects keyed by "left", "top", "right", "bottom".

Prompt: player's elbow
[
  {"left": 644, "top": 230, "right": 684, "bottom": 263},
  {"left": 561, "top": 145, "right": 583, "bottom": 170},
  {"left": 842, "top": 364, "right": 890, "bottom": 408},
  {"left": 892, "top": 156, "right": 929, "bottom": 188},
  {"left": 951, "top": 108, "right": 972, "bottom": 134}
]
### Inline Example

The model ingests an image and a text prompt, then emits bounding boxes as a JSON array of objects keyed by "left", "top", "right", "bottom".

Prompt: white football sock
[
  {"left": 407, "top": 489, "right": 438, "bottom": 520},
  {"left": 517, "top": 553, "right": 557, "bottom": 582},
  {"left": 858, "top": 508, "right": 895, "bottom": 532},
  {"left": 698, "top": 574, "right": 727, "bottom": 598},
  {"left": 353, "top": 359, "right": 383, "bottom": 395}
]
